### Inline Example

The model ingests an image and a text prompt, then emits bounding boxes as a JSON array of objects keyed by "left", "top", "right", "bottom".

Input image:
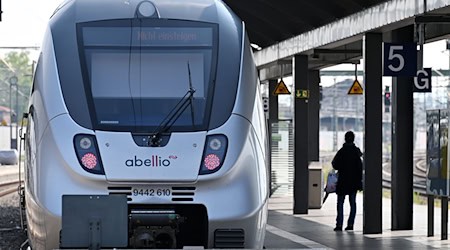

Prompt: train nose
[{"left": 94, "top": 131, "right": 206, "bottom": 182}]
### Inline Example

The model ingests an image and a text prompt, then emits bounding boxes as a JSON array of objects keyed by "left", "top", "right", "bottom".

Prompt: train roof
[{"left": 50, "top": 0, "right": 239, "bottom": 24}]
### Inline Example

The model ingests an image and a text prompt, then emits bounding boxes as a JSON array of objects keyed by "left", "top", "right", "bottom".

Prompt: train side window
[{"left": 30, "top": 55, "right": 42, "bottom": 94}]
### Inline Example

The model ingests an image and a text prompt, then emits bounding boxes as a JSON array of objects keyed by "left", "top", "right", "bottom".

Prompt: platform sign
[
  {"left": 347, "top": 79, "right": 363, "bottom": 95},
  {"left": 426, "top": 109, "right": 449, "bottom": 196},
  {"left": 414, "top": 68, "right": 432, "bottom": 93},
  {"left": 383, "top": 43, "right": 417, "bottom": 77},
  {"left": 295, "top": 89, "right": 309, "bottom": 99},
  {"left": 273, "top": 80, "right": 291, "bottom": 95}
]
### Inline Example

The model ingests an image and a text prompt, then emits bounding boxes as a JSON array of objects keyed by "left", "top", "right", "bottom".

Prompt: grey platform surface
[{"left": 264, "top": 193, "right": 450, "bottom": 249}]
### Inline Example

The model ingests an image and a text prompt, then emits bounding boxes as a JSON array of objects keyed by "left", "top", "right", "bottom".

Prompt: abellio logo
[{"left": 125, "top": 155, "right": 174, "bottom": 167}]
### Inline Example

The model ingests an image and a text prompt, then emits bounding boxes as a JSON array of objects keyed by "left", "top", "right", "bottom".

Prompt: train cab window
[{"left": 77, "top": 20, "right": 218, "bottom": 133}]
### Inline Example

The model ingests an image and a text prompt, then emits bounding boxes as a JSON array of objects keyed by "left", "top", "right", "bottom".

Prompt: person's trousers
[{"left": 336, "top": 191, "right": 357, "bottom": 226}]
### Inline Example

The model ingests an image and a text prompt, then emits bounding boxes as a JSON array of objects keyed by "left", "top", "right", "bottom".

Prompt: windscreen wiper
[
  {"left": 187, "top": 62, "right": 196, "bottom": 130},
  {"left": 149, "top": 62, "right": 196, "bottom": 147}
]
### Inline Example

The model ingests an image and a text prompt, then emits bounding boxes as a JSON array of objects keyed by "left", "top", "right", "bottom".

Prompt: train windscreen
[{"left": 78, "top": 20, "right": 218, "bottom": 132}]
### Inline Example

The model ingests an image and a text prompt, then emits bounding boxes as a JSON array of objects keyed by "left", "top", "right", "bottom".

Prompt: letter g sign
[{"left": 413, "top": 68, "right": 432, "bottom": 93}]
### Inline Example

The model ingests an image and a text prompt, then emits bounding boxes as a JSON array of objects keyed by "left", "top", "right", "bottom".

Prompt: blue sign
[
  {"left": 414, "top": 68, "right": 432, "bottom": 93},
  {"left": 383, "top": 43, "right": 417, "bottom": 77}
]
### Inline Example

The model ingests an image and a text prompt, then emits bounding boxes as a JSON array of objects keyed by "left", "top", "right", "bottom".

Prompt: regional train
[{"left": 23, "top": 0, "right": 268, "bottom": 249}]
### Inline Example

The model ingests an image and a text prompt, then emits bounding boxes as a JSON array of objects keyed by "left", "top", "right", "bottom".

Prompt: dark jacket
[{"left": 332, "top": 142, "right": 363, "bottom": 195}]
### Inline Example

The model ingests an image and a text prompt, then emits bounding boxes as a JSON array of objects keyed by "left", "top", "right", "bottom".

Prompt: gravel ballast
[{"left": 0, "top": 193, "right": 28, "bottom": 249}]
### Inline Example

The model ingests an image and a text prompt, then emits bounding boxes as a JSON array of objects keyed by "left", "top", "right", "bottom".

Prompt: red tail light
[
  {"left": 74, "top": 134, "right": 105, "bottom": 175},
  {"left": 199, "top": 135, "right": 227, "bottom": 175},
  {"left": 81, "top": 153, "right": 97, "bottom": 169},
  {"left": 204, "top": 154, "right": 220, "bottom": 170}
]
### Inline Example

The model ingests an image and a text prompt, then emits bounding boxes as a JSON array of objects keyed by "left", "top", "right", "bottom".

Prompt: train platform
[
  {"left": 3, "top": 164, "right": 449, "bottom": 249},
  {"left": 264, "top": 192, "right": 450, "bottom": 249}
]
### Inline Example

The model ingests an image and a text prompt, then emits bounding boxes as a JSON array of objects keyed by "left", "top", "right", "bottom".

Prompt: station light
[
  {"left": 319, "top": 85, "right": 323, "bottom": 102},
  {"left": 384, "top": 86, "right": 391, "bottom": 106},
  {"left": 384, "top": 92, "right": 391, "bottom": 106}
]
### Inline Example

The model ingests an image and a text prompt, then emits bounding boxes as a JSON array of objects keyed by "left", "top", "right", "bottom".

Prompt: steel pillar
[
  {"left": 293, "top": 55, "right": 309, "bottom": 214},
  {"left": 363, "top": 32, "right": 383, "bottom": 234},
  {"left": 268, "top": 79, "right": 278, "bottom": 197},
  {"left": 391, "top": 25, "right": 414, "bottom": 231},
  {"left": 268, "top": 79, "right": 279, "bottom": 122},
  {"left": 308, "top": 70, "right": 320, "bottom": 162}
]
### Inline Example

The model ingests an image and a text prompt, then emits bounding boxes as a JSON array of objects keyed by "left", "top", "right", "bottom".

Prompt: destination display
[{"left": 82, "top": 26, "right": 213, "bottom": 47}]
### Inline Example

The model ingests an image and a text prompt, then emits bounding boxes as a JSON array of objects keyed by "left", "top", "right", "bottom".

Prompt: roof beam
[
  {"left": 415, "top": 15, "right": 450, "bottom": 23},
  {"left": 257, "top": 0, "right": 315, "bottom": 30},
  {"left": 254, "top": 0, "right": 450, "bottom": 67},
  {"left": 259, "top": 0, "right": 337, "bottom": 26},
  {"left": 229, "top": 2, "right": 296, "bottom": 39},
  {"left": 313, "top": 49, "right": 362, "bottom": 54},
  {"left": 332, "top": 0, "right": 364, "bottom": 13},
  {"left": 305, "top": 0, "right": 345, "bottom": 19}
]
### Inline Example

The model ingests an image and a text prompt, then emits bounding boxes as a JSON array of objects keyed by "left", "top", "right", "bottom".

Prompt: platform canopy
[
  {"left": 223, "top": 0, "right": 450, "bottom": 75},
  {"left": 223, "top": 0, "right": 387, "bottom": 50}
]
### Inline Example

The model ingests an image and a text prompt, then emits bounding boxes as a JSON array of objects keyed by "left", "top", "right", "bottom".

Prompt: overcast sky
[{"left": 0, "top": 0, "right": 63, "bottom": 48}]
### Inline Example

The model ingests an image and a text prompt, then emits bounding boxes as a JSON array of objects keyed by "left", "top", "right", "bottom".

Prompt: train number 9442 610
[{"left": 132, "top": 188, "right": 171, "bottom": 197}]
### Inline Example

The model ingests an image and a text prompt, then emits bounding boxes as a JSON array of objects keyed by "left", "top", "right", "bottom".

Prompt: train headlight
[
  {"left": 80, "top": 137, "right": 92, "bottom": 149},
  {"left": 209, "top": 138, "right": 222, "bottom": 150},
  {"left": 199, "top": 135, "right": 227, "bottom": 175},
  {"left": 74, "top": 134, "right": 105, "bottom": 175}
]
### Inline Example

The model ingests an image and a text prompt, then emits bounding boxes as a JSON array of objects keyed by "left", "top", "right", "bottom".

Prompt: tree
[{"left": 0, "top": 51, "right": 33, "bottom": 120}]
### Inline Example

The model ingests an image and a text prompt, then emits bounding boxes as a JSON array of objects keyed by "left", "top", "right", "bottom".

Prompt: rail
[{"left": 0, "top": 180, "right": 21, "bottom": 198}]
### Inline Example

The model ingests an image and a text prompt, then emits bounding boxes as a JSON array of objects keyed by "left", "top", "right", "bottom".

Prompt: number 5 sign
[{"left": 383, "top": 43, "right": 417, "bottom": 77}]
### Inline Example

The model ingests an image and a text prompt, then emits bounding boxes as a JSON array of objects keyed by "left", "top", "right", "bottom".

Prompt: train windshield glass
[{"left": 78, "top": 20, "right": 217, "bottom": 132}]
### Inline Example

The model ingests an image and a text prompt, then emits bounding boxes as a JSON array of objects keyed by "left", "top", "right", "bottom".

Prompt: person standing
[{"left": 331, "top": 131, "right": 363, "bottom": 231}]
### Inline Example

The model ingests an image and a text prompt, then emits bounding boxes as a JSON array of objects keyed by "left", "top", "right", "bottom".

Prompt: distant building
[{"left": 320, "top": 79, "right": 365, "bottom": 132}]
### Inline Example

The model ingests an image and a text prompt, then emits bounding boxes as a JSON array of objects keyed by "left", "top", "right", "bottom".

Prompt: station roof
[
  {"left": 223, "top": 0, "right": 389, "bottom": 50},
  {"left": 223, "top": 0, "right": 450, "bottom": 78}
]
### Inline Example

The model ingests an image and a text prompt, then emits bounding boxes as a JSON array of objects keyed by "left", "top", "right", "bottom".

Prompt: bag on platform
[{"left": 325, "top": 170, "right": 338, "bottom": 193}]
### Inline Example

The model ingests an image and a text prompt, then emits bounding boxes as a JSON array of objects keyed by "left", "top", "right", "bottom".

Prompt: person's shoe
[
  {"left": 333, "top": 226, "right": 342, "bottom": 231},
  {"left": 345, "top": 225, "right": 354, "bottom": 231}
]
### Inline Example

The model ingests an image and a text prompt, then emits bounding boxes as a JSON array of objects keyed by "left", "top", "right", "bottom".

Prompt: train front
[{"left": 25, "top": 0, "right": 268, "bottom": 249}]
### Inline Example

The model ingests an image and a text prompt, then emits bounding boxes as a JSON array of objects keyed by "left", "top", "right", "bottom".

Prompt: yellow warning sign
[
  {"left": 273, "top": 80, "right": 291, "bottom": 95},
  {"left": 348, "top": 79, "right": 363, "bottom": 95}
]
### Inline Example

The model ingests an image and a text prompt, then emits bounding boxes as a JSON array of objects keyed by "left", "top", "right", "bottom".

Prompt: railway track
[
  {"left": 0, "top": 180, "right": 21, "bottom": 198},
  {"left": 382, "top": 158, "right": 428, "bottom": 194}
]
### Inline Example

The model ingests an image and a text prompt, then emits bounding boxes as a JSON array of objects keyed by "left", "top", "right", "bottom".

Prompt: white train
[{"left": 23, "top": 0, "right": 268, "bottom": 249}]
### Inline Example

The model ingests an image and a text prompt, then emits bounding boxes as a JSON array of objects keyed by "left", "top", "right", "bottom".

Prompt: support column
[
  {"left": 308, "top": 70, "right": 320, "bottom": 162},
  {"left": 391, "top": 25, "right": 414, "bottom": 230},
  {"left": 268, "top": 79, "right": 279, "bottom": 123},
  {"left": 293, "top": 55, "right": 309, "bottom": 214},
  {"left": 268, "top": 79, "right": 279, "bottom": 197},
  {"left": 428, "top": 195, "right": 434, "bottom": 236},
  {"left": 363, "top": 32, "right": 383, "bottom": 234},
  {"left": 442, "top": 197, "right": 448, "bottom": 240}
]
